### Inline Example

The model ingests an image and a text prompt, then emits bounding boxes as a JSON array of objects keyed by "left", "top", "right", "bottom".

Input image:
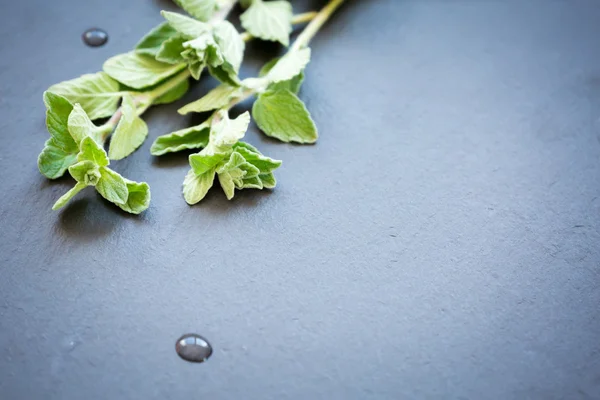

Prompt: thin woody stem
[{"left": 290, "top": 0, "right": 346, "bottom": 52}]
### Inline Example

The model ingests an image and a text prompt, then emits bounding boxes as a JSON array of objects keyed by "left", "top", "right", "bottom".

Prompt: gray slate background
[{"left": 1, "top": 0, "right": 600, "bottom": 399}]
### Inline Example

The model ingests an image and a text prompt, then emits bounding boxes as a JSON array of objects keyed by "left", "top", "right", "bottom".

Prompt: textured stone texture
[{"left": 1, "top": 0, "right": 599, "bottom": 399}]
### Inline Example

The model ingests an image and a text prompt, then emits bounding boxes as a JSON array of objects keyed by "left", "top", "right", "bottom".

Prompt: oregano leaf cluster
[{"left": 37, "top": 0, "right": 346, "bottom": 214}]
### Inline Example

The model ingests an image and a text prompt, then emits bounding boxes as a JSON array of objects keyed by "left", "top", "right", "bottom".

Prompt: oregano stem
[{"left": 290, "top": 0, "right": 346, "bottom": 52}]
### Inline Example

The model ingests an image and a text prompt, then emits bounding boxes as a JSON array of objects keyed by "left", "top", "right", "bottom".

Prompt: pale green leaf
[
  {"left": 150, "top": 122, "right": 210, "bottom": 155},
  {"left": 213, "top": 21, "right": 245, "bottom": 74},
  {"left": 108, "top": 95, "right": 149, "bottom": 160},
  {"left": 207, "top": 64, "right": 241, "bottom": 86},
  {"left": 259, "top": 57, "right": 304, "bottom": 93},
  {"left": 68, "top": 160, "right": 100, "bottom": 185},
  {"left": 117, "top": 179, "right": 151, "bottom": 214},
  {"left": 178, "top": 84, "right": 241, "bottom": 114},
  {"left": 210, "top": 110, "right": 251, "bottom": 151},
  {"left": 189, "top": 152, "right": 228, "bottom": 175},
  {"left": 52, "top": 182, "right": 87, "bottom": 211},
  {"left": 173, "top": 0, "right": 218, "bottom": 21},
  {"left": 67, "top": 103, "right": 103, "bottom": 144},
  {"left": 77, "top": 136, "right": 109, "bottom": 167},
  {"left": 242, "top": 175, "right": 263, "bottom": 189},
  {"left": 156, "top": 36, "right": 186, "bottom": 64},
  {"left": 38, "top": 92, "right": 78, "bottom": 179},
  {"left": 252, "top": 89, "right": 317, "bottom": 143},
  {"left": 162, "top": 11, "right": 211, "bottom": 38},
  {"left": 135, "top": 22, "right": 179, "bottom": 56},
  {"left": 233, "top": 142, "right": 282, "bottom": 173},
  {"left": 47, "top": 72, "right": 122, "bottom": 120},
  {"left": 103, "top": 52, "right": 186, "bottom": 89},
  {"left": 258, "top": 172, "right": 276, "bottom": 188},
  {"left": 266, "top": 48, "right": 311, "bottom": 83},
  {"left": 217, "top": 170, "right": 236, "bottom": 199},
  {"left": 153, "top": 78, "right": 190, "bottom": 105},
  {"left": 96, "top": 167, "right": 128, "bottom": 205},
  {"left": 183, "top": 168, "right": 216, "bottom": 204},
  {"left": 38, "top": 144, "right": 78, "bottom": 180},
  {"left": 240, "top": 0, "right": 292, "bottom": 46}
]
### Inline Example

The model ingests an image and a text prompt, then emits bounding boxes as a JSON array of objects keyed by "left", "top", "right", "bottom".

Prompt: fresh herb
[{"left": 37, "top": 0, "right": 345, "bottom": 213}]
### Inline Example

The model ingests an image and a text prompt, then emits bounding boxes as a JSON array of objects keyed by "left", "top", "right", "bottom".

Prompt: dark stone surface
[{"left": 1, "top": 0, "right": 600, "bottom": 398}]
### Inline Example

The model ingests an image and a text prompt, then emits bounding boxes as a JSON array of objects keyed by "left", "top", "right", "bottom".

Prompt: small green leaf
[
  {"left": 173, "top": 0, "right": 218, "bottom": 21},
  {"left": 178, "top": 84, "right": 241, "bottom": 114},
  {"left": 150, "top": 122, "right": 210, "bottom": 156},
  {"left": 96, "top": 167, "right": 128, "bottom": 205},
  {"left": 38, "top": 92, "right": 78, "bottom": 179},
  {"left": 103, "top": 52, "right": 186, "bottom": 89},
  {"left": 117, "top": 179, "right": 151, "bottom": 214},
  {"left": 217, "top": 170, "right": 236, "bottom": 199},
  {"left": 242, "top": 175, "right": 263, "bottom": 189},
  {"left": 108, "top": 95, "right": 149, "bottom": 160},
  {"left": 153, "top": 79, "right": 190, "bottom": 105},
  {"left": 156, "top": 36, "right": 186, "bottom": 64},
  {"left": 67, "top": 103, "right": 103, "bottom": 144},
  {"left": 38, "top": 145, "right": 78, "bottom": 180},
  {"left": 259, "top": 57, "right": 304, "bottom": 93},
  {"left": 47, "top": 72, "right": 122, "bottom": 120},
  {"left": 52, "top": 182, "right": 87, "bottom": 211},
  {"left": 68, "top": 160, "right": 100, "bottom": 184},
  {"left": 258, "top": 172, "right": 276, "bottom": 188},
  {"left": 233, "top": 142, "right": 282, "bottom": 173},
  {"left": 189, "top": 152, "right": 228, "bottom": 175},
  {"left": 252, "top": 89, "right": 317, "bottom": 143},
  {"left": 240, "top": 0, "right": 292, "bottom": 46},
  {"left": 212, "top": 21, "right": 245, "bottom": 75},
  {"left": 135, "top": 22, "right": 180, "bottom": 57},
  {"left": 183, "top": 168, "right": 216, "bottom": 204},
  {"left": 210, "top": 111, "right": 251, "bottom": 151},
  {"left": 266, "top": 48, "right": 311, "bottom": 83},
  {"left": 77, "top": 136, "right": 109, "bottom": 167},
  {"left": 162, "top": 11, "right": 211, "bottom": 38}
]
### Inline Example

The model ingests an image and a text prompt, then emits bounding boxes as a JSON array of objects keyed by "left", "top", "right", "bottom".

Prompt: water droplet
[
  {"left": 82, "top": 28, "right": 108, "bottom": 47},
  {"left": 175, "top": 333, "right": 212, "bottom": 363}
]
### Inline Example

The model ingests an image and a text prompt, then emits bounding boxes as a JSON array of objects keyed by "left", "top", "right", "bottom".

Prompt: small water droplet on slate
[
  {"left": 175, "top": 333, "right": 212, "bottom": 363},
  {"left": 82, "top": 28, "right": 108, "bottom": 47}
]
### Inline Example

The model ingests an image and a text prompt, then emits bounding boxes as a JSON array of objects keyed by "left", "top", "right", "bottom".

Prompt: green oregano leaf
[
  {"left": 47, "top": 72, "right": 122, "bottom": 120},
  {"left": 118, "top": 179, "right": 151, "bottom": 214},
  {"left": 150, "top": 122, "right": 210, "bottom": 156},
  {"left": 37, "top": 92, "right": 78, "bottom": 179},
  {"left": 156, "top": 36, "right": 187, "bottom": 64},
  {"left": 162, "top": 11, "right": 211, "bottom": 39},
  {"left": 96, "top": 167, "right": 129, "bottom": 205},
  {"left": 259, "top": 57, "right": 304, "bottom": 93},
  {"left": 77, "top": 136, "right": 109, "bottom": 167},
  {"left": 183, "top": 168, "right": 216, "bottom": 204},
  {"left": 240, "top": 0, "right": 293, "bottom": 46},
  {"left": 173, "top": 0, "right": 218, "bottom": 22},
  {"left": 178, "top": 84, "right": 242, "bottom": 114},
  {"left": 265, "top": 47, "right": 311, "bottom": 83},
  {"left": 67, "top": 103, "right": 104, "bottom": 145},
  {"left": 135, "top": 22, "right": 180, "bottom": 57},
  {"left": 52, "top": 182, "right": 87, "bottom": 211},
  {"left": 153, "top": 79, "right": 190, "bottom": 105},
  {"left": 252, "top": 88, "right": 317, "bottom": 143},
  {"left": 108, "top": 95, "right": 149, "bottom": 160},
  {"left": 103, "top": 52, "right": 186, "bottom": 89}
]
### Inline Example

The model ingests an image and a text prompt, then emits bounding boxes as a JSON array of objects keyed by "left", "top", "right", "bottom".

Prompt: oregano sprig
[{"left": 37, "top": 0, "right": 346, "bottom": 213}]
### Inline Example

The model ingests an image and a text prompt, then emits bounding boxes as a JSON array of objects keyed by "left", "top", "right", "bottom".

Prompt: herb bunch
[{"left": 38, "top": 0, "right": 346, "bottom": 213}]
